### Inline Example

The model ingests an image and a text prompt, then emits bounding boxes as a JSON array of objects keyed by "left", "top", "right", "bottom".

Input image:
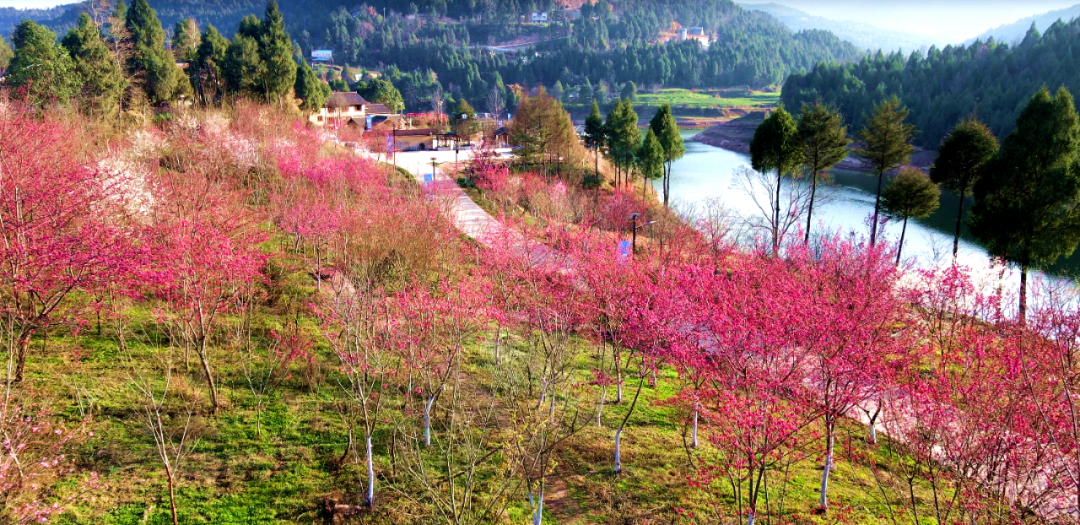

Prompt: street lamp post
[
  {"left": 629, "top": 213, "right": 657, "bottom": 256},
  {"left": 431, "top": 157, "right": 437, "bottom": 181}
]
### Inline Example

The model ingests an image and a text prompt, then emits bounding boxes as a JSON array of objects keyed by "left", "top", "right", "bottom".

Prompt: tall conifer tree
[
  {"left": 649, "top": 103, "right": 684, "bottom": 207},
  {"left": 798, "top": 102, "right": 850, "bottom": 243},
  {"left": 259, "top": 1, "right": 296, "bottom": 104},
  {"left": 855, "top": 96, "right": 915, "bottom": 246},
  {"left": 8, "top": 21, "right": 78, "bottom": 106},
  {"left": 971, "top": 87, "right": 1080, "bottom": 323},
  {"left": 64, "top": 13, "right": 125, "bottom": 117},
  {"left": 125, "top": 0, "right": 180, "bottom": 104},
  {"left": 584, "top": 100, "right": 605, "bottom": 179},
  {"left": 931, "top": 118, "right": 999, "bottom": 258},
  {"left": 750, "top": 105, "right": 803, "bottom": 254}
]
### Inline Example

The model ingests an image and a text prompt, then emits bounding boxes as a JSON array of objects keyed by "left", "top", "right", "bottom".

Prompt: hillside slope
[
  {"left": 740, "top": 2, "right": 936, "bottom": 52},
  {"left": 782, "top": 15, "right": 1080, "bottom": 148},
  {"left": 968, "top": 3, "right": 1080, "bottom": 44}
]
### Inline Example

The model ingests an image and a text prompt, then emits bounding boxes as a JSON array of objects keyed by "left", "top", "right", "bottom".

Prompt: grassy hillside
[{"left": 0, "top": 100, "right": 979, "bottom": 525}]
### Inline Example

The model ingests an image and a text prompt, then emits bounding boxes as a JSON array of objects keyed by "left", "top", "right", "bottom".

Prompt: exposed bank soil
[{"left": 693, "top": 112, "right": 938, "bottom": 172}]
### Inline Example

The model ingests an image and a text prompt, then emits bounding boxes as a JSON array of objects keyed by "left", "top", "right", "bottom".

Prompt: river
[{"left": 658, "top": 131, "right": 1076, "bottom": 301}]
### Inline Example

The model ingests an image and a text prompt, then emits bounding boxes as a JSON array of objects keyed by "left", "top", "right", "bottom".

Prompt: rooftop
[
  {"left": 326, "top": 92, "right": 368, "bottom": 109},
  {"left": 365, "top": 103, "right": 393, "bottom": 114}
]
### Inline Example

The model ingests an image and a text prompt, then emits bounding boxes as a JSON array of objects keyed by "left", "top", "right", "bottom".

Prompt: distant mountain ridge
[
  {"left": 0, "top": 3, "right": 73, "bottom": 36},
  {"left": 738, "top": 2, "right": 936, "bottom": 53},
  {"left": 967, "top": 4, "right": 1080, "bottom": 44}
]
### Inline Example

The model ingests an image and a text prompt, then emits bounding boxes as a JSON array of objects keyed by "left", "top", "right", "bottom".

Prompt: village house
[
  {"left": 309, "top": 92, "right": 398, "bottom": 129},
  {"left": 393, "top": 128, "right": 437, "bottom": 151},
  {"left": 530, "top": 11, "right": 548, "bottom": 23}
]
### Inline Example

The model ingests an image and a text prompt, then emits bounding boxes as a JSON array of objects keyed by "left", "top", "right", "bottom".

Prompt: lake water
[{"left": 658, "top": 131, "right": 1076, "bottom": 302}]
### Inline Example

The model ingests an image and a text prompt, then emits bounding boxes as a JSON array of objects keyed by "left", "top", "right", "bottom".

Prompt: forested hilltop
[
  {"left": 781, "top": 18, "right": 1080, "bottom": 148},
  {"left": 29, "top": 0, "right": 861, "bottom": 111}
]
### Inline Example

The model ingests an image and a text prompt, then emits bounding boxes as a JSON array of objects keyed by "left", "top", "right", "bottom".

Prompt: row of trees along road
[
  {"left": 580, "top": 98, "right": 685, "bottom": 205},
  {"left": 751, "top": 86, "right": 1080, "bottom": 322},
  {"left": 6, "top": 0, "right": 331, "bottom": 116}
]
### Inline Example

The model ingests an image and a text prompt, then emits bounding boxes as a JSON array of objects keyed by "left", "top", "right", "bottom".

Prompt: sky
[
  {"left": 0, "top": 0, "right": 1078, "bottom": 44},
  {"left": 749, "top": 0, "right": 1080, "bottom": 44}
]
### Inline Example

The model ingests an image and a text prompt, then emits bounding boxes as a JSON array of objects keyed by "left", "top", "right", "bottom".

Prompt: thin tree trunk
[
  {"left": 805, "top": 170, "right": 818, "bottom": 244},
  {"left": 953, "top": 188, "right": 965, "bottom": 259},
  {"left": 424, "top": 396, "right": 435, "bottom": 446},
  {"left": 14, "top": 328, "right": 34, "bottom": 383},
  {"left": 532, "top": 484, "right": 544, "bottom": 525},
  {"left": 196, "top": 340, "right": 220, "bottom": 412},
  {"left": 774, "top": 170, "right": 782, "bottom": 255},
  {"left": 366, "top": 433, "right": 375, "bottom": 507},
  {"left": 896, "top": 217, "right": 908, "bottom": 266},
  {"left": 820, "top": 424, "right": 835, "bottom": 511},
  {"left": 691, "top": 407, "right": 699, "bottom": 448},
  {"left": 663, "top": 161, "right": 670, "bottom": 207},
  {"left": 615, "top": 374, "right": 646, "bottom": 474},
  {"left": 167, "top": 467, "right": 179, "bottom": 525},
  {"left": 1020, "top": 264, "right": 1028, "bottom": 326},
  {"left": 871, "top": 171, "right": 884, "bottom": 246}
]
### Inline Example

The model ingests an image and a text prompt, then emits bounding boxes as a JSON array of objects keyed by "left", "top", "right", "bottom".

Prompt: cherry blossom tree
[
  {"left": 0, "top": 110, "right": 143, "bottom": 382},
  {"left": 149, "top": 172, "right": 267, "bottom": 412}
]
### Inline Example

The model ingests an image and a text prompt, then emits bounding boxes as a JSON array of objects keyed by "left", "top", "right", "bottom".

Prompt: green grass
[
  {"left": 10, "top": 239, "right": 967, "bottom": 525},
  {"left": 636, "top": 88, "right": 780, "bottom": 109}
]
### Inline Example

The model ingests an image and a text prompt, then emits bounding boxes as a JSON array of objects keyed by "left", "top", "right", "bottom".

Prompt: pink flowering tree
[
  {"left": 0, "top": 110, "right": 142, "bottom": 382},
  {"left": 149, "top": 172, "right": 267, "bottom": 412}
]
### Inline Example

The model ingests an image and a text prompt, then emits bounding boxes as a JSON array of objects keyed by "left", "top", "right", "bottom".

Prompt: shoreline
[{"left": 691, "top": 113, "right": 937, "bottom": 172}]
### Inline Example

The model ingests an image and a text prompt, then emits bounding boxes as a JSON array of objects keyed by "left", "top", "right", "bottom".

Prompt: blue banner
[{"left": 617, "top": 240, "right": 632, "bottom": 261}]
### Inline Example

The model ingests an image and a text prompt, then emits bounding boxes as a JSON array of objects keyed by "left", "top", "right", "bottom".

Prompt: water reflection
[{"left": 658, "top": 131, "right": 1074, "bottom": 304}]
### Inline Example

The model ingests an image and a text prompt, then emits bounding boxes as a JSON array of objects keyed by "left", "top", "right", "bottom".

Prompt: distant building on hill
[
  {"left": 530, "top": 11, "right": 548, "bottom": 23},
  {"left": 677, "top": 26, "right": 710, "bottom": 49}
]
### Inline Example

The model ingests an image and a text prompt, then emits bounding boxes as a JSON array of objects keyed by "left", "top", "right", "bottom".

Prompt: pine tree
[
  {"left": 750, "top": 105, "right": 803, "bottom": 254},
  {"left": 63, "top": 13, "right": 125, "bottom": 117},
  {"left": 125, "top": 0, "right": 180, "bottom": 104},
  {"left": 649, "top": 103, "right": 684, "bottom": 207},
  {"left": 171, "top": 18, "right": 201, "bottom": 63},
  {"left": 192, "top": 24, "right": 229, "bottom": 104},
  {"left": 930, "top": 118, "right": 999, "bottom": 258},
  {"left": 970, "top": 87, "right": 1080, "bottom": 323},
  {"left": 224, "top": 33, "right": 263, "bottom": 97},
  {"left": 507, "top": 88, "right": 577, "bottom": 176},
  {"left": 584, "top": 100, "right": 605, "bottom": 179},
  {"left": 638, "top": 128, "right": 664, "bottom": 199},
  {"left": 552, "top": 80, "right": 564, "bottom": 102},
  {"left": 855, "top": 96, "right": 916, "bottom": 246},
  {"left": 259, "top": 1, "right": 296, "bottom": 104},
  {"left": 294, "top": 58, "right": 329, "bottom": 111},
  {"left": 798, "top": 102, "right": 851, "bottom": 243},
  {"left": 605, "top": 98, "right": 640, "bottom": 188},
  {"left": 8, "top": 21, "right": 78, "bottom": 106},
  {"left": 881, "top": 168, "right": 940, "bottom": 265}
]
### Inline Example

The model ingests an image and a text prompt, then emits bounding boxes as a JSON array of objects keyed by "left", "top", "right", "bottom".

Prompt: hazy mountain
[
  {"left": 0, "top": 2, "right": 74, "bottom": 36},
  {"left": 968, "top": 4, "right": 1080, "bottom": 45},
  {"left": 739, "top": 2, "right": 936, "bottom": 53}
]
